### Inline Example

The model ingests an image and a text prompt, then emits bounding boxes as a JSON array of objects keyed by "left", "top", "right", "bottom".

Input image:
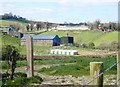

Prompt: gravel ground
[{"left": 12, "top": 64, "right": 117, "bottom": 85}]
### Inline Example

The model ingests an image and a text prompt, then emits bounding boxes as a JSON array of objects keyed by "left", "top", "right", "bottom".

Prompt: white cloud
[
  {"left": 58, "top": 0, "right": 119, "bottom": 7},
  {"left": 0, "top": 3, "right": 53, "bottom": 21},
  {"left": 0, "top": 0, "right": 57, "bottom": 3}
]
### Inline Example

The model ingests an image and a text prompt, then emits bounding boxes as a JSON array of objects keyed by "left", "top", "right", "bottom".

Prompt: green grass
[
  {"left": 2, "top": 72, "right": 43, "bottom": 85},
  {"left": 32, "top": 30, "right": 118, "bottom": 47},
  {"left": 1, "top": 20, "right": 27, "bottom": 33},
  {"left": 1, "top": 34, "right": 21, "bottom": 48},
  {"left": 1, "top": 19, "right": 119, "bottom": 47},
  {"left": 37, "top": 56, "right": 117, "bottom": 76},
  {"left": 2, "top": 56, "right": 117, "bottom": 76},
  {"left": 1, "top": 29, "right": 119, "bottom": 56},
  {"left": 94, "top": 31, "right": 118, "bottom": 46}
]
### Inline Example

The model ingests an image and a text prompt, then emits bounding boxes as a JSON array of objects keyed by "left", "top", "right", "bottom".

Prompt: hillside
[
  {"left": 40, "top": 30, "right": 118, "bottom": 47},
  {"left": 1, "top": 20, "right": 28, "bottom": 33},
  {"left": 0, "top": 19, "right": 118, "bottom": 48},
  {"left": 1, "top": 34, "right": 20, "bottom": 47}
]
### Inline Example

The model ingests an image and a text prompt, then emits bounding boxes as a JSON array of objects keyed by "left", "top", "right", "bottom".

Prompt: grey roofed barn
[
  {"left": 21, "top": 34, "right": 60, "bottom": 46},
  {"left": 21, "top": 34, "right": 59, "bottom": 40}
]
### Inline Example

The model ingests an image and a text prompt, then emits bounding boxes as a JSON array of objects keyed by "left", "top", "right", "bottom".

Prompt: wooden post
[
  {"left": 117, "top": 53, "right": 120, "bottom": 87},
  {"left": 90, "top": 62, "right": 103, "bottom": 87},
  {"left": 26, "top": 35, "right": 34, "bottom": 77}
]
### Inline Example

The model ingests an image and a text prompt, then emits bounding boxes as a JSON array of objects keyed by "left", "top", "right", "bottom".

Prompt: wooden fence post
[
  {"left": 90, "top": 62, "right": 103, "bottom": 87},
  {"left": 26, "top": 35, "right": 34, "bottom": 77},
  {"left": 117, "top": 53, "right": 120, "bottom": 87}
]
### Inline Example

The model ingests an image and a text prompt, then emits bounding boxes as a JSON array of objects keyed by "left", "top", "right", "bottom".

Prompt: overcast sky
[{"left": 0, "top": 0, "right": 119, "bottom": 23}]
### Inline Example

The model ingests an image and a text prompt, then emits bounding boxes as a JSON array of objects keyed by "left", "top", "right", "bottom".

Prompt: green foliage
[
  {"left": 109, "top": 41, "right": 119, "bottom": 51},
  {"left": 14, "top": 72, "right": 27, "bottom": 78},
  {"left": 82, "top": 43, "right": 88, "bottom": 48},
  {"left": 2, "top": 72, "right": 43, "bottom": 86},
  {"left": 37, "top": 56, "right": 117, "bottom": 76},
  {"left": 2, "top": 45, "right": 20, "bottom": 60},
  {"left": 1, "top": 34, "right": 20, "bottom": 47},
  {"left": 2, "top": 45, "right": 20, "bottom": 80},
  {"left": 1, "top": 20, "right": 27, "bottom": 33},
  {"left": 88, "top": 42, "right": 95, "bottom": 49},
  {"left": 98, "top": 42, "right": 110, "bottom": 50},
  {"left": 98, "top": 41, "right": 119, "bottom": 51}
]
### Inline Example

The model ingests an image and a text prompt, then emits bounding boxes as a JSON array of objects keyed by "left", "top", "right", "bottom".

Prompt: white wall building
[
  {"left": 51, "top": 49, "right": 78, "bottom": 55},
  {"left": 55, "top": 25, "right": 90, "bottom": 31}
]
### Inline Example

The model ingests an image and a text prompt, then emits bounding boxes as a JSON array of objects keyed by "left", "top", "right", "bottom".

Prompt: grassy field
[
  {"left": 1, "top": 20, "right": 119, "bottom": 56},
  {"left": 30, "top": 30, "right": 118, "bottom": 47},
  {"left": 1, "top": 31, "right": 118, "bottom": 56},
  {"left": 1, "top": 20, "right": 27, "bottom": 33},
  {"left": 1, "top": 20, "right": 118, "bottom": 47},
  {"left": 2, "top": 56, "right": 117, "bottom": 76},
  {"left": 36, "top": 56, "right": 117, "bottom": 76}
]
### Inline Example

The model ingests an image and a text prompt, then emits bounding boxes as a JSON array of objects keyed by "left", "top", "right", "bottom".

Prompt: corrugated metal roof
[{"left": 21, "top": 34, "right": 58, "bottom": 40}]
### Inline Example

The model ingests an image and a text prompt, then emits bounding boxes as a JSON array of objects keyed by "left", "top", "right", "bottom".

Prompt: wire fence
[{"left": 84, "top": 59, "right": 120, "bottom": 85}]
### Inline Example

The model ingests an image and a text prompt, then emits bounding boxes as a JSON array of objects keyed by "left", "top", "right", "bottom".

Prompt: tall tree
[{"left": 93, "top": 19, "right": 100, "bottom": 29}]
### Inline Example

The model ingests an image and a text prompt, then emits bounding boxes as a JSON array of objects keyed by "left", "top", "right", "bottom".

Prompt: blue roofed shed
[{"left": 21, "top": 34, "right": 60, "bottom": 46}]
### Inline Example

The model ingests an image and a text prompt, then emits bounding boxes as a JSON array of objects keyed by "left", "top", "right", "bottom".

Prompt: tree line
[
  {"left": 1, "top": 13, "right": 119, "bottom": 31},
  {"left": 87, "top": 20, "right": 119, "bottom": 31},
  {"left": 0, "top": 13, "right": 29, "bottom": 23}
]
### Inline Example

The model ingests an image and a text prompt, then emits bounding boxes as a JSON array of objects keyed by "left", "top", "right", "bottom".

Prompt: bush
[
  {"left": 2, "top": 45, "right": 20, "bottom": 80},
  {"left": 28, "top": 76, "right": 43, "bottom": 84},
  {"left": 81, "top": 43, "right": 88, "bottom": 48},
  {"left": 98, "top": 43, "right": 110, "bottom": 50},
  {"left": 2, "top": 74, "right": 43, "bottom": 86},
  {"left": 109, "top": 41, "right": 119, "bottom": 51},
  {"left": 88, "top": 42, "right": 95, "bottom": 49}
]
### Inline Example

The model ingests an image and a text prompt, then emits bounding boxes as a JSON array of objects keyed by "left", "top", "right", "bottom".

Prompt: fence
[{"left": 83, "top": 53, "right": 120, "bottom": 86}]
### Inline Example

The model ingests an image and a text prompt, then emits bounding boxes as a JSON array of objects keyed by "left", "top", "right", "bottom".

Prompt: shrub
[
  {"left": 88, "top": 42, "right": 95, "bottom": 49},
  {"left": 98, "top": 42, "right": 110, "bottom": 50},
  {"left": 28, "top": 76, "right": 43, "bottom": 84},
  {"left": 2, "top": 74, "right": 43, "bottom": 85},
  {"left": 81, "top": 43, "right": 88, "bottom": 48},
  {"left": 2, "top": 45, "right": 20, "bottom": 80},
  {"left": 109, "top": 41, "right": 119, "bottom": 51}
]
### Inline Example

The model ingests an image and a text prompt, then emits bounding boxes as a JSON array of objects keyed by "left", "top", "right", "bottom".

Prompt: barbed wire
[{"left": 85, "top": 60, "right": 120, "bottom": 85}]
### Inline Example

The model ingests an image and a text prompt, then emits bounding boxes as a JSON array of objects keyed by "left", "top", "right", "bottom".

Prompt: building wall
[
  {"left": 51, "top": 49, "right": 78, "bottom": 55},
  {"left": 21, "top": 39, "right": 53, "bottom": 46},
  {"left": 60, "top": 37, "right": 74, "bottom": 46}
]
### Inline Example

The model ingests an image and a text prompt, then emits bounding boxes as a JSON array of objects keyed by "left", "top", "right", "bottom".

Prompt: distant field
[
  {"left": 1, "top": 20, "right": 27, "bottom": 33},
  {"left": 1, "top": 30, "right": 118, "bottom": 56},
  {"left": 1, "top": 19, "right": 119, "bottom": 56},
  {"left": 36, "top": 30, "right": 118, "bottom": 47},
  {"left": 1, "top": 19, "right": 118, "bottom": 47},
  {"left": 1, "top": 34, "right": 20, "bottom": 47}
]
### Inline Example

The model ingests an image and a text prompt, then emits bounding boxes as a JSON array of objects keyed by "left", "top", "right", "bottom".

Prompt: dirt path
[{"left": 14, "top": 63, "right": 117, "bottom": 85}]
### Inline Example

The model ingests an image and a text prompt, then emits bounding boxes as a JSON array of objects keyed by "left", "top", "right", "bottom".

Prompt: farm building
[
  {"left": 55, "top": 25, "right": 90, "bottom": 30},
  {"left": 60, "top": 36, "right": 74, "bottom": 46},
  {"left": 0, "top": 26, "right": 23, "bottom": 38},
  {"left": 51, "top": 49, "right": 78, "bottom": 55},
  {"left": 21, "top": 34, "right": 60, "bottom": 46}
]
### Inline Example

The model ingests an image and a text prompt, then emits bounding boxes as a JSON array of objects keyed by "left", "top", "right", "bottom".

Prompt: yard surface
[{"left": 2, "top": 56, "right": 117, "bottom": 85}]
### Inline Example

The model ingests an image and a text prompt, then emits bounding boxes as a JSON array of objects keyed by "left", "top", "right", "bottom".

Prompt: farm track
[
  {"left": 20, "top": 51, "right": 117, "bottom": 60},
  {"left": 13, "top": 63, "right": 117, "bottom": 85}
]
